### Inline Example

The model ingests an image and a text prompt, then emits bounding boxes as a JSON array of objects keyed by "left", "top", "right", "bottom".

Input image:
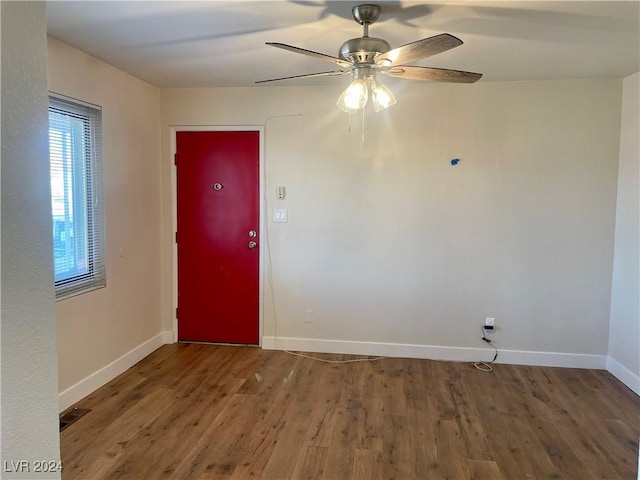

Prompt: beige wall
[
  {"left": 161, "top": 79, "right": 622, "bottom": 359},
  {"left": 47, "top": 38, "right": 164, "bottom": 394},
  {"left": 608, "top": 71, "right": 640, "bottom": 391},
  {"left": 1, "top": 2, "right": 61, "bottom": 475}
]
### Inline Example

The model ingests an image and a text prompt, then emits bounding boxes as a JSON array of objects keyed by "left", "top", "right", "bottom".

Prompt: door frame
[{"left": 170, "top": 125, "right": 265, "bottom": 345}]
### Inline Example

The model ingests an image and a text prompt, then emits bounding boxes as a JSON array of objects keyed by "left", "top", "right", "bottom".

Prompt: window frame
[{"left": 48, "top": 93, "right": 106, "bottom": 300}]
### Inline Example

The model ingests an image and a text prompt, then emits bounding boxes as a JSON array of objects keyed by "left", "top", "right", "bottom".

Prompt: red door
[{"left": 176, "top": 131, "right": 260, "bottom": 344}]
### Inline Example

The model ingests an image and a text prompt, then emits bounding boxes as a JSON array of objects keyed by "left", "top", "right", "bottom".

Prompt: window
[{"left": 49, "top": 94, "right": 105, "bottom": 299}]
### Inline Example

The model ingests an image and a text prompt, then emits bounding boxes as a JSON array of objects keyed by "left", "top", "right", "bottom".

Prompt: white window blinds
[{"left": 49, "top": 94, "right": 106, "bottom": 299}]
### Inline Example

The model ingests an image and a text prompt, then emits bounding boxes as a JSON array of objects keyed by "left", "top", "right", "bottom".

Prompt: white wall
[
  {"left": 608, "top": 72, "right": 640, "bottom": 394},
  {"left": 1, "top": 2, "right": 61, "bottom": 477},
  {"left": 47, "top": 38, "right": 166, "bottom": 410},
  {"left": 161, "top": 79, "right": 622, "bottom": 367}
]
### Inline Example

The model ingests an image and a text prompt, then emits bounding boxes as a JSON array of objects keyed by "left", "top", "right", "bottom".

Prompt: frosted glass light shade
[
  {"left": 371, "top": 81, "right": 397, "bottom": 112},
  {"left": 337, "top": 78, "right": 368, "bottom": 112}
]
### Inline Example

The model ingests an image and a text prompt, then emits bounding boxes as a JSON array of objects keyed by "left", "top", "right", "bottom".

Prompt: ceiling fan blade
[
  {"left": 383, "top": 66, "right": 482, "bottom": 83},
  {"left": 375, "top": 33, "right": 463, "bottom": 67},
  {"left": 266, "top": 42, "right": 353, "bottom": 68},
  {"left": 255, "top": 70, "right": 348, "bottom": 84}
]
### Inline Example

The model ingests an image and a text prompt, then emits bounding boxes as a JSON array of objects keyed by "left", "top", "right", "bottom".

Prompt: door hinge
[
  {"left": 175, "top": 231, "right": 178, "bottom": 243},
  {"left": 174, "top": 153, "right": 177, "bottom": 165},
  {"left": 175, "top": 307, "right": 178, "bottom": 319}
]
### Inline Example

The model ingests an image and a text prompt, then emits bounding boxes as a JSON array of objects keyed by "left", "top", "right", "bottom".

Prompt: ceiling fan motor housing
[{"left": 339, "top": 37, "right": 390, "bottom": 64}]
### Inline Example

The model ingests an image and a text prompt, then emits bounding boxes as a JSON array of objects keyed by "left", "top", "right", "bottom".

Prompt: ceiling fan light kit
[
  {"left": 257, "top": 4, "right": 482, "bottom": 112},
  {"left": 337, "top": 77, "right": 369, "bottom": 112},
  {"left": 370, "top": 79, "right": 397, "bottom": 112}
]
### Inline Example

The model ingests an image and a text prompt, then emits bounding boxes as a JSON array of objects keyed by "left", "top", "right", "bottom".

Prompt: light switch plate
[{"left": 273, "top": 208, "right": 287, "bottom": 223}]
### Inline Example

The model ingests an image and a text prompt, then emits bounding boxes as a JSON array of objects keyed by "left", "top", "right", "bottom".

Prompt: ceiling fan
[{"left": 256, "top": 3, "right": 482, "bottom": 112}]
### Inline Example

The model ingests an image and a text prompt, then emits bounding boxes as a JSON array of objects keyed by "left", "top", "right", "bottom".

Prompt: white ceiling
[{"left": 46, "top": 1, "right": 640, "bottom": 88}]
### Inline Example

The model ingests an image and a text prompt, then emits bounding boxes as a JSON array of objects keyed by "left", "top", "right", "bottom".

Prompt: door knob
[
  {"left": 248, "top": 241, "right": 257, "bottom": 249},
  {"left": 248, "top": 230, "right": 257, "bottom": 238}
]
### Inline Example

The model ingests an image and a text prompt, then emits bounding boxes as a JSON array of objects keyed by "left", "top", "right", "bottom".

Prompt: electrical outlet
[
  {"left": 304, "top": 309, "right": 313, "bottom": 324},
  {"left": 485, "top": 317, "right": 495, "bottom": 330}
]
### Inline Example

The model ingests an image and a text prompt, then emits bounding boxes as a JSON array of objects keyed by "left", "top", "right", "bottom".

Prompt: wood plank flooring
[{"left": 60, "top": 344, "right": 639, "bottom": 479}]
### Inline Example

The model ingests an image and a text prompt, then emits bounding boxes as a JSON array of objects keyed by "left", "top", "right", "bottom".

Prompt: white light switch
[{"left": 273, "top": 208, "right": 287, "bottom": 223}]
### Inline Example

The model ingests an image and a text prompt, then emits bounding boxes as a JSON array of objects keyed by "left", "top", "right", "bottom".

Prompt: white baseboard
[
  {"left": 161, "top": 330, "right": 174, "bottom": 345},
  {"left": 606, "top": 356, "right": 640, "bottom": 395},
  {"left": 262, "top": 336, "right": 607, "bottom": 370},
  {"left": 58, "top": 331, "right": 173, "bottom": 412},
  {"left": 57, "top": 333, "right": 633, "bottom": 414}
]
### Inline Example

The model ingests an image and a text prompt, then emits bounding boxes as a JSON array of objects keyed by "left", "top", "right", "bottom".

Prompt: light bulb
[
  {"left": 371, "top": 80, "right": 397, "bottom": 112},
  {"left": 337, "top": 78, "right": 368, "bottom": 112}
]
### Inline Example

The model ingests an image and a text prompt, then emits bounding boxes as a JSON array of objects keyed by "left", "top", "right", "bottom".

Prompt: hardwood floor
[{"left": 60, "top": 344, "right": 639, "bottom": 479}]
